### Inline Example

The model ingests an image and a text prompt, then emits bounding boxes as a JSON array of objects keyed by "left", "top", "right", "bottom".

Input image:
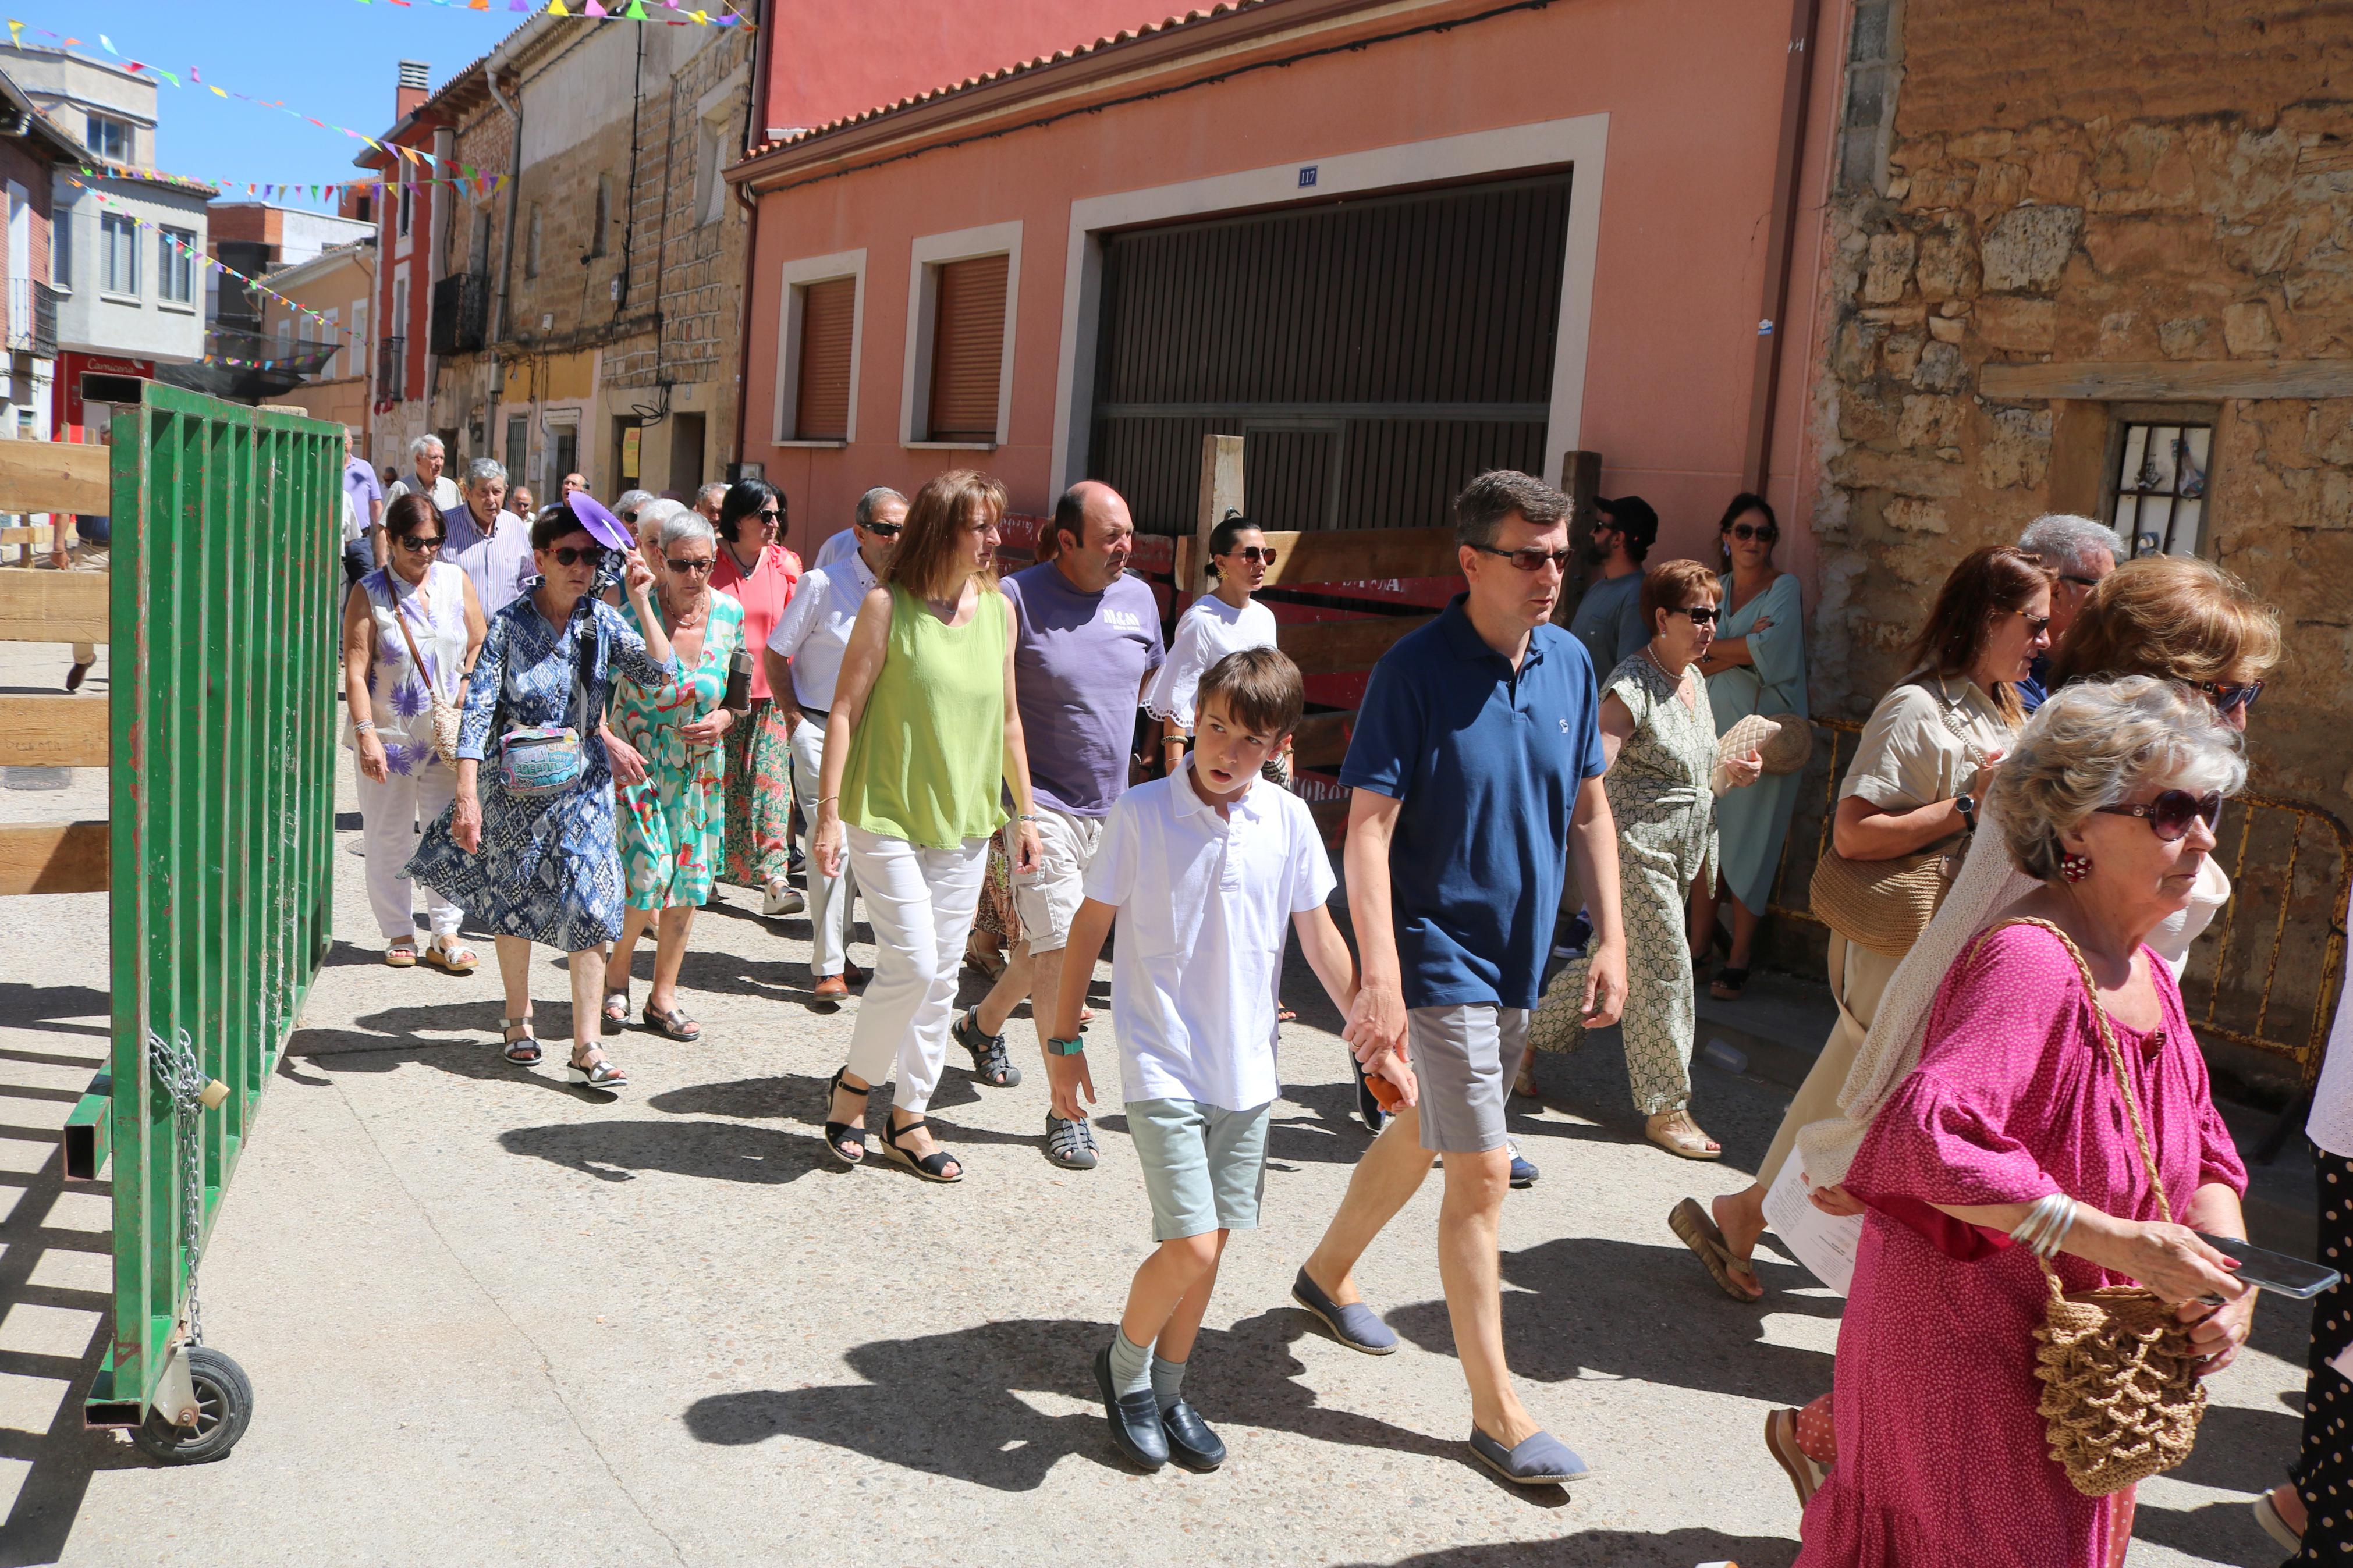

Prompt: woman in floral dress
[
  {"left": 601, "top": 507, "right": 743, "bottom": 1043},
  {"left": 406, "top": 506, "right": 676, "bottom": 1089},
  {"left": 1529, "top": 559, "right": 1761, "bottom": 1156},
  {"left": 707, "top": 478, "right": 804, "bottom": 915}
]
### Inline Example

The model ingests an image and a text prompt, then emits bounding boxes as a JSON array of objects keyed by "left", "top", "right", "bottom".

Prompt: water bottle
[{"left": 722, "top": 643, "right": 754, "bottom": 713}]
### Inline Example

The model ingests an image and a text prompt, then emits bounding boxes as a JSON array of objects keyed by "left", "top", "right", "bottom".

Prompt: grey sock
[
  {"left": 1108, "top": 1330, "right": 1154, "bottom": 1399},
  {"left": 1151, "top": 1353, "right": 1187, "bottom": 1413}
]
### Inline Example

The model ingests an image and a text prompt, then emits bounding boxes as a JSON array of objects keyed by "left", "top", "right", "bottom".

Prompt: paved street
[{"left": 0, "top": 643, "right": 2316, "bottom": 1566}]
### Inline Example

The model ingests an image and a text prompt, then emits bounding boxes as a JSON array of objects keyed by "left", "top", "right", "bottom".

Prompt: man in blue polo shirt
[{"left": 1288, "top": 469, "right": 1626, "bottom": 1488}]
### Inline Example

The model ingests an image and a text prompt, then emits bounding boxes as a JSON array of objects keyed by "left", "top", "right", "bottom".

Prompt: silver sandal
[
  {"left": 499, "top": 1015, "right": 543, "bottom": 1066},
  {"left": 567, "top": 1048, "right": 627, "bottom": 1090}
]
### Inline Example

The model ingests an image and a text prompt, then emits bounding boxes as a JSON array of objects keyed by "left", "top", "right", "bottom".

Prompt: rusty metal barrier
[{"left": 1760, "top": 717, "right": 2351, "bottom": 1091}]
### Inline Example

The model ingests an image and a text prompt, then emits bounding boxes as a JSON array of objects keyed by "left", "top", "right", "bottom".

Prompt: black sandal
[
  {"left": 1709, "top": 965, "right": 1749, "bottom": 1001},
  {"left": 824, "top": 1070, "right": 869, "bottom": 1165},
  {"left": 499, "top": 1015, "right": 543, "bottom": 1066},
  {"left": 641, "top": 1002, "right": 701, "bottom": 1042},
  {"left": 878, "top": 1115, "right": 963, "bottom": 1183}
]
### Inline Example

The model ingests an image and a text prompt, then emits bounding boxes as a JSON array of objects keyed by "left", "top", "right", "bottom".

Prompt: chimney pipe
[{"left": 395, "top": 59, "right": 430, "bottom": 120}]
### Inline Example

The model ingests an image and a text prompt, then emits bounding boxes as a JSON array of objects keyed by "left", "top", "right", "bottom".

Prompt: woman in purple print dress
[
  {"left": 1796, "top": 677, "right": 2255, "bottom": 1568},
  {"left": 342, "top": 492, "right": 486, "bottom": 972}
]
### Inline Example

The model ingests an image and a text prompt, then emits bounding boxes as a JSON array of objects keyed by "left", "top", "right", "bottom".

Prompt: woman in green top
[{"left": 812, "top": 470, "right": 1044, "bottom": 1182}]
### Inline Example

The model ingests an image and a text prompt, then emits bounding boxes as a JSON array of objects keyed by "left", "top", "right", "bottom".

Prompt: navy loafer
[
  {"left": 1507, "top": 1140, "right": 1539, "bottom": 1189},
  {"left": 1092, "top": 1346, "right": 1169, "bottom": 1471},
  {"left": 1290, "top": 1265, "right": 1397, "bottom": 1354},
  {"left": 1160, "top": 1399, "right": 1226, "bottom": 1471},
  {"left": 1468, "top": 1426, "right": 1591, "bottom": 1485},
  {"left": 1351, "top": 1055, "right": 1389, "bottom": 1133}
]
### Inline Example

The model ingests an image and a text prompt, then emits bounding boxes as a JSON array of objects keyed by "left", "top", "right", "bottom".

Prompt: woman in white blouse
[{"left": 1148, "top": 513, "right": 1284, "bottom": 781}]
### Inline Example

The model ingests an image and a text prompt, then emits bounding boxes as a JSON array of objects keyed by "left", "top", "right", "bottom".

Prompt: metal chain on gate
[{"left": 147, "top": 1029, "right": 210, "bottom": 1347}]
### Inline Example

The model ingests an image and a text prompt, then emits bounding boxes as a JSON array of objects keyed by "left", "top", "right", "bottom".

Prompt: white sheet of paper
[{"left": 1763, "top": 1154, "right": 1865, "bottom": 1296}]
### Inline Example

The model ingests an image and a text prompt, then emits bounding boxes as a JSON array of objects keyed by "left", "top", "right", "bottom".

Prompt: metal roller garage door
[{"left": 1087, "top": 170, "right": 1571, "bottom": 535}]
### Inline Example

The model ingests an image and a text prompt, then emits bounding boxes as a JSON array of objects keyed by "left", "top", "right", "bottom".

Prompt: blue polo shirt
[{"left": 1340, "top": 595, "right": 1605, "bottom": 1011}]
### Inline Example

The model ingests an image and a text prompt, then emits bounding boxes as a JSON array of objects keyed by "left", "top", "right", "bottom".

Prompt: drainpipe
[
  {"left": 488, "top": 66, "right": 524, "bottom": 480},
  {"left": 426, "top": 123, "right": 455, "bottom": 445},
  {"left": 1740, "top": 0, "right": 1824, "bottom": 493}
]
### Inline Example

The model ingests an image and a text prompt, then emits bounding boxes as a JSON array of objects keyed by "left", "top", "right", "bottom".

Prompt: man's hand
[
  {"left": 1012, "top": 820, "right": 1044, "bottom": 877},
  {"left": 1580, "top": 938, "right": 1627, "bottom": 1028},
  {"left": 1046, "top": 1049, "right": 1095, "bottom": 1122},
  {"left": 1343, "top": 977, "right": 1410, "bottom": 1062},
  {"left": 605, "top": 730, "right": 648, "bottom": 787}
]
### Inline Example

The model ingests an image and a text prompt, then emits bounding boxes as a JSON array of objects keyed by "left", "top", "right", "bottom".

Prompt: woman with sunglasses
[
  {"left": 708, "top": 478, "right": 806, "bottom": 918},
  {"left": 1145, "top": 513, "right": 1285, "bottom": 781},
  {"left": 1526, "top": 560, "right": 1762, "bottom": 1157},
  {"left": 598, "top": 503, "right": 743, "bottom": 1043},
  {"left": 404, "top": 503, "right": 677, "bottom": 1089},
  {"left": 342, "top": 492, "right": 488, "bottom": 972},
  {"left": 1691, "top": 493, "right": 1809, "bottom": 1001},
  {"left": 1674, "top": 544, "right": 2051, "bottom": 1302}
]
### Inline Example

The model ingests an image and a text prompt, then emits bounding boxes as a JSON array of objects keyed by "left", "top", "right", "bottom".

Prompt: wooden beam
[
  {"left": 0, "top": 695, "right": 108, "bottom": 766},
  {"left": 1979, "top": 359, "right": 2353, "bottom": 402},
  {"left": 0, "top": 571, "right": 108, "bottom": 644},
  {"left": 0, "top": 822, "right": 109, "bottom": 895},
  {"left": 1271, "top": 527, "right": 1457, "bottom": 587},
  {"left": 1192, "top": 434, "right": 1245, "bottom": 596},
  {"left": 0, "top": 442, "right": 108, "bottom": 516},
  {"left": 1, "top": 522, "right": 76, "bottom": 548},
  {"left": 1276, "top": 614, "right": 1432, "bottom": 675},
  {"left": 1290, "top": 710, "right": 1354, "bottom": 770}
]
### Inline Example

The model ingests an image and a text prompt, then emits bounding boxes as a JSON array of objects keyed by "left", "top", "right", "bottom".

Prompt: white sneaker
[{"left": 762, "top": 884, "right": 806, "bottom": 916}]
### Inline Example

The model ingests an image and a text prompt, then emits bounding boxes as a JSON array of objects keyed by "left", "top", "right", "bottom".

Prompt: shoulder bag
[
  {"left": 387, "top": 582, "right": 464, "bottom": 767},
  {"left": 497, "top": 617, "right": 596, "bottom": 799},
  {"left": 1988, "top": 918, "right": 2208, "bottom": 1496},
  {"left": 1807, "top": 681, "right": 1990, "bottom": 958}
]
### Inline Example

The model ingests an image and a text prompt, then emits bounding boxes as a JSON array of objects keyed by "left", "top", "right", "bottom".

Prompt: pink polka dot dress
[{"left": 1794, "top": 922, "right": 2247, "bottom": 1568}]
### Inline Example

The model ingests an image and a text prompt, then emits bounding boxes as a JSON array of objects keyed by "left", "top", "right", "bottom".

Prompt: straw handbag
[
  {"left": 391, "top": 595, "right": 464, "bottom": 767},
  {"left": 1808, "top": 684, "right": 1990, "bottom": 958},
  {"left": 2001, "top": 918, "right": 2208, "bottom": 1497}
]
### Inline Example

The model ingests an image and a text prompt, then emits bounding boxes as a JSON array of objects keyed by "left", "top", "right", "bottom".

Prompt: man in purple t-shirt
[
  {"left": 343, "top": 428, "right": 385, "bottom": 582},
  {"left": 954, "top": 481, "right": 1165, "bottom": 1170}
]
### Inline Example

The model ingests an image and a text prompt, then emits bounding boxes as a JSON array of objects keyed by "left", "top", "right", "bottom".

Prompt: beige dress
[{"left": 1758, "top": 673, "right": 2015, "bottom": 1189}]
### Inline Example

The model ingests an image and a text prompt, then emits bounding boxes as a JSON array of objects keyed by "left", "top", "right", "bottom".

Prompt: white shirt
[
  {"left": 455, "top": 513, "right": 536, "bottom": 618},
  {"left": 812, "top": 527, "right": 859, "bottom": 573},
  {"left": 385, "top": 472, "right": 460, "bottom": 514},
  {"left": 1084, "top": 759, "right": 1336, "bottom": 1111},
  {"left": 765, "top": 550, "right": 878, "bottom": 712},
  {"left": 1143, "top": 594, "right": 1280, "bottom": 730},
  {"left": 340, "top": 490, "right": 364, "bottom": 547},
  {"left": 2309, "top": 878, "right": 2353, "bottom": 1158}
]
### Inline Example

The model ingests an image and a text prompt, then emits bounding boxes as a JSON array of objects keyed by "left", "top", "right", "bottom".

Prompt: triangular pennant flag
[
  {"left": 6, "top": 22, "right": 20, "bottom": 47},
  {"left": 548, "top": 0, "right": 569, "bottom": 13},
  {"left": 190, "top": 66, "right": 200, "bottom": 81},
  {"left": 624, "top": 1, "right": 645, "bottom": 16},
  {"left": 210, "top": 85, "right": 226, "bottom": 98},
  {"left": 584, "top": 0, "right": 605, "bottom": 14},
  {"left": 98, "top": 32, "right": 115, "bottom": 52},
  {"left": 157, "top": 68, "right": 178, "bottom": 86}
]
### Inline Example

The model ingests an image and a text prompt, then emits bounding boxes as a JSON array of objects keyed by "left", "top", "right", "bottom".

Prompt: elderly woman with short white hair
[{"left": 1793, "top": 676, "right": 2253, "bottom": 1568}]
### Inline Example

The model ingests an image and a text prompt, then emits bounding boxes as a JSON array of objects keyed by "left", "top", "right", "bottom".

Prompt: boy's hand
[
  {"left": 1343, "top": 977, "right": 1408, "bottom": 1061},
  {"left": 1365, "top": 1045, "right": 1417, "bottom": 1108},
  {"left": 1046, "top": 1050, "right": 1095, "bottom": 1122}
]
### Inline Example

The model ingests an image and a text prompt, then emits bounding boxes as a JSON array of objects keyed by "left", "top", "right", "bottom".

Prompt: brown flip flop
[{"left": 1669, "top": 1197, "right": 1763, "bottom": 1302}]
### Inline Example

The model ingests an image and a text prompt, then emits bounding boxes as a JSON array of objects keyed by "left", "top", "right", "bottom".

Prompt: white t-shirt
[
  {"left": 1084, "top": 759, "right": 1336, "bottom": 1112},
  {"left": 2308, "top": 879, "right": 2353, "bottom": 1158},
  {"left": 765, "top": 551, "right": 878, "bottom": 712},
  {"left": 812, "top": 528, "right": 858, "bottom": 573},
  {"left": 384, "top": 473, "right": 460, "bottom": 514},
  {"left": 1143, "top": 594, "right": 1280, "bottom": 731}
]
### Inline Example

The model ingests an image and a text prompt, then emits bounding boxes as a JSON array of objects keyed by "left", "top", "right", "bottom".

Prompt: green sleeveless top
[{"left": 840, "top": 582, "right": 1010, "bottom": 848}]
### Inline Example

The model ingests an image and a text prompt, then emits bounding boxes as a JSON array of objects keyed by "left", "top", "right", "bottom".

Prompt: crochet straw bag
[
  {"left": 389, "top": 586, "right": 464, "bottom": 767},
  {"left": 1999, "top": 918, "right": 2207, "bottom": 1497},
  {"left": 1808, "top": 684, "right": 1991, "bottom": 959}
]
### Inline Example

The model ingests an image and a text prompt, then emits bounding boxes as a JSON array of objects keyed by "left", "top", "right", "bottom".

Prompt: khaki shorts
[
  {"left": 1008, "top": 807, "right": 1103, "bottom": 955},
  {"left": 1410, "top": 1005, "right": 1531, "bottom": 1154}
]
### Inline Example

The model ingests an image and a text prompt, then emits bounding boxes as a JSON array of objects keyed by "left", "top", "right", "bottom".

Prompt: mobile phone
[{"left": 2199, "top": 1233, "right": 2340, "bottom": 1300}]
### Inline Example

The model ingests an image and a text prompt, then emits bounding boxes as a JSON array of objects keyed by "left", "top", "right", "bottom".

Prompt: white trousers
[
  {"left": 789, "top": 715, "right": 860, "bottom": 976},
  {"left": 842, "top": 826, "right": 988, "bottom": 1115},
  {"left": 356, "top": 758, "right": 462, "bottom": 943}
]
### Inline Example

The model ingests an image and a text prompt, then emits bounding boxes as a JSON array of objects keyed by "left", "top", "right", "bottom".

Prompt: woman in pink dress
[{"left": 1796, "top": 676, "right": 2255, "bottom": 1568}]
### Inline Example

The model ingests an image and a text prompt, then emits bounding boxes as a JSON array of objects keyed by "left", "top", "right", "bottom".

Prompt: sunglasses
[
  {"left": 757, "top": 509, "right": 782, "bottom": 522},
  {"left": 1471, "top": 543, "right": 1575, "bottom": 573},
  {"left": 2008, "top": 609, "right": 2053, "bottom": 638},
  {"left": 667, "top": 557, "right": 715, "bottom": 574},
  {"left": 2196, "top": 679, "right": 2263, "bottom": 713},
  {"left": 395, "top": 534, "right": 444, "bottom": 552},
  {"left": 862, "top": 522, "right": 902, "bottom": 539},
  {"left": 546, "top": 545, "right": 600, "bottom": 567},
  {"left": 619, "top": 509, "right": 640, "bottom": 525},
  {"left": 2093, "top": 788, "right": 2224, "bottom": 842},
  {"left": 1673, "top": 605, "right": 1720, "bottom": 626},
  {"left": 1221, "top": 546, "right": 1279, "bottom": 566},
  {"left": 1729, "top": 523, "right": 1779, "bottom": 543}
]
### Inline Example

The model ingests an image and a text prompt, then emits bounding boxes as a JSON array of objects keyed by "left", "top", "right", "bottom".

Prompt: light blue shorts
[{"left": 1126, "top": 1098, "right": 1273, "bottom": 1241}]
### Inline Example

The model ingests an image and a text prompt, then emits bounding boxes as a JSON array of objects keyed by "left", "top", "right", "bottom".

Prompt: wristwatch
[
  {"left": 1046, "top": 1036, "right": 1085, "bottom": 1056},
  {"left": 1954, "top": 791, "right": 1977, "bottom": 831}
]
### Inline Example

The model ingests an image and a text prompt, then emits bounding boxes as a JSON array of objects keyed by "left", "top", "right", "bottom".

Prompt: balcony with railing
[
  {"left": 5, "top": 277, "right": 62, "bottom": 358},
  {"left": 429, "top": 274, "right": 489, "bottom": 356},
  {"left": 378, "top": 335, "right": 407, "bottom": 401}
]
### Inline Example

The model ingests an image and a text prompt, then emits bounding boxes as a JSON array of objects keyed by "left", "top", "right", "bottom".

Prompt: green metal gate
[{"left": 69, "top": 383, "right": 341, "bottom": 1460}]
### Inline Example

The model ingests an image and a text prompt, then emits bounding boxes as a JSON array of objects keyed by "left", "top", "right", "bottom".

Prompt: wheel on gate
[{"left": 131, "top": 1347, "right": 253, "bottom": 1464}]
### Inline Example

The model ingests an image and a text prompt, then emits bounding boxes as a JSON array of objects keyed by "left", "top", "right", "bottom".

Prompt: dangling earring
[{"left": 2060, "top": 850, "right": 2093, "bottom": 884}]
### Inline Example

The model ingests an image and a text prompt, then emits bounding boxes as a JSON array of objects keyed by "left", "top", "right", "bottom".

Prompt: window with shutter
[
  {"left": 925, "top": 254, "right": 1009, "bottom": 442},
  {"left": 794, "top": 277, "right": 856, "bottom": 440}
]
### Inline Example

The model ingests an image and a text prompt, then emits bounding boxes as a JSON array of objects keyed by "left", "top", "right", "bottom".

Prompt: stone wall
[{"left": 1800, "top": 0, "right": 2353, "bottom": 1093}]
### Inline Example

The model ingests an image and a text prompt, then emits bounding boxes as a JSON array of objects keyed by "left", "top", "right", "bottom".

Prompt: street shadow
[
  {"left": 2162, "top": 1394, "right": 2304, "bottom": 1497},
  {"left": 0, "top": 984, "right": 110, "bottom": 1042},
  {"left": 1380, "top": 1235, "right": 1841, "bottom": 1407},
  {"left": 683, "top": 1310, "right": 1476, "bottom": 1493},
  {"left": 2130, "top": 1495, "right": 2284, "bottom": 1567},
  {"left": 645, "top": 1071, "right": 1057, "bottom": 1151},
  {"left": 1335, "top": 1531, "right": 1795, "bottom": 1567},
  {"left": 282, "top": 1001, "right": 624, "bottom": 1104},
  {"left": 498, "top": 1117, "right": 834, "bottom": 1186}
]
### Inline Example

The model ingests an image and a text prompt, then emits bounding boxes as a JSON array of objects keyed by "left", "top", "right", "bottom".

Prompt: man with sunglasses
[
  {"left": 1566, "top": 494, "right": 1658, "bottom": 677},
  {"left": 1293, "top": 470, "right": 1625, "bottom": 1487},
  {"left": 441, "top": 457, "right": 535, "bottom": 618},
  {"left": 764, "top": 486, "right": 908, "bottom": 997},
  {"left": 2014, "top": 513, "right": 2123, "bottom": 712}
]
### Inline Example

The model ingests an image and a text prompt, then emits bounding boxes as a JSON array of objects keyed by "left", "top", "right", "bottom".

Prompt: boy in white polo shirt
[{"left": 1045, "top": 647, "right": 1415, "bottom": 1472}]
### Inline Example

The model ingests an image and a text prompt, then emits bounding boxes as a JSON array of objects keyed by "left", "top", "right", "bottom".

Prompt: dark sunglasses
[
  {"left": 757, "top": 509, "right": 782, "bottom": 522},
  {"left": 2009, "top": 609, "right": 2052, "bottom": 638},
  {"left": 1471, "top": 543, "right": 1574, "bottom": 573},
  {"left": 667, "top": 556, "right": 715, "bottom": 574},
  {"left": 2196, "top": 679, "right": 2263, "bottom": 713},
  {"left": 1729, "top": 522, "right": 1779, "bottom": 543},
  {"left": 2093, "top": 788, "right": 2224, "bottom": 842},
  {"left": 1673, "top": 604, "right": 1720, "bottom": 626},
  {"left": 862, "top": 522, "right": 902, "bottom": 539},
  {"left": 395, "top": 534, "right": 444, "bottom": 552},
  {"left": 1222, "top": 546, "right": 1279, "bottom": 565},
  {"left": 619, "top": 509, "right": 639, "bottom": 524},
  {"left": 546, "top": 545, "right": 600, "bottom": 567}
]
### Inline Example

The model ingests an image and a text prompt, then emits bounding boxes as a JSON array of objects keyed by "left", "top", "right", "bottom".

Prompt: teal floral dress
[{"left": 613, "top": 593, "right": 743, "bottom": 912}]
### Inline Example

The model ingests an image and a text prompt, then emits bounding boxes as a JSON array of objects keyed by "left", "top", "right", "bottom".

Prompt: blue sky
[{"left": 21, "top": 0, "right": 520, "bottom": 209}]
